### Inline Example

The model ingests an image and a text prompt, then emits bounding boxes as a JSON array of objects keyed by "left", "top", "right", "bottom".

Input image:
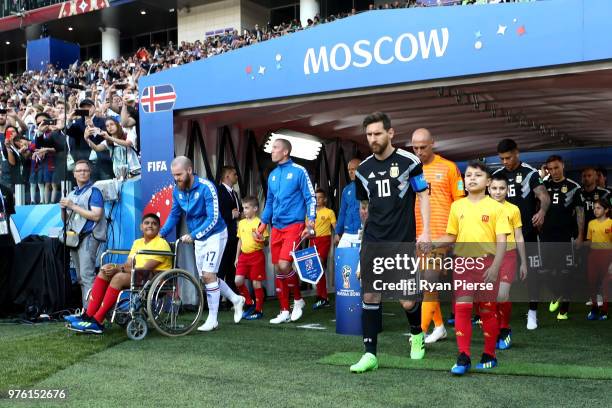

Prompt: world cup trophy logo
[{"left": 342, "top": 265, "right": 352, "bottom": 289}]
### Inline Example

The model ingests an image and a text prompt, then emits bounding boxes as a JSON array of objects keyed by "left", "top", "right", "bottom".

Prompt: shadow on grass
[{"left": 0, "top": 322, "right": 127, "bottom": 392}]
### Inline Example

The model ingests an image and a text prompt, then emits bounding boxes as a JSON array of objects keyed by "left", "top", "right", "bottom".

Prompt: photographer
[
  {"left": 31, "top": 112, "right": 62, "bottom": 203},
  {"left": 67, "top": 99, "right": 111, "bottom": 181},
  {"left": 85, "top": 117, "right": 139, "bottom": 180},
  {"left": 60, "top": 160, "right": 105, "bottom": 308},
  {"left": 105, "top": 92, "right": 123, "bottom": 121},
  {"left": 4, "top": 129, "right": 31, "bottom": 205},
  {"left": 5, "top": 106, "right": 28, "bottom": 136},
  {"left": 120, "top": 91, "right": 139, "bottom": 149},
  {"left": 0, "top": 108, "right": 12, "bottom": 188}
]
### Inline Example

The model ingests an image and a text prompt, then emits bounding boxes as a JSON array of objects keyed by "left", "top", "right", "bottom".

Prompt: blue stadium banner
[
  {"left": 139, "top": 0, "right": 612, "bottom": 222},
  {"left": 335, "top": 247, "right": 362, "bottom": 336}
]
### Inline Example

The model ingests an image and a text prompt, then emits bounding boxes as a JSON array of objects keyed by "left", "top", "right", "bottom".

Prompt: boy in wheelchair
[{"left": 66, "top": 213, "right": 172, "bottom": 334}]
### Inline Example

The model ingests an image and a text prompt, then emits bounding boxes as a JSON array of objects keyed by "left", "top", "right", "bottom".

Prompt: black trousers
[
  {"left": 218, "top": 236, "right": 238, "bottom": 294},
  {"left": 0, "top": 246, "right": 14, "bottom": 314}
]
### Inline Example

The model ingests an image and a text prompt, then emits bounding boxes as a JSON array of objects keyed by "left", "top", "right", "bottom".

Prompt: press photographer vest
[{"left": 66, "top": 184, "right": 107, "bottom": 241}]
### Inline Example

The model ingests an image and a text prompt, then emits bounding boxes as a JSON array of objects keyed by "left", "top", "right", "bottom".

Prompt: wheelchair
[{"left": 98, "top": 241, "right": 204, "bottom": 340}]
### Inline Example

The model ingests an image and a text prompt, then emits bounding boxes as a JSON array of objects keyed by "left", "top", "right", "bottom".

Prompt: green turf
[
  {"left": 0, "top": 321, "right": 126, "bottom": 392},
  {"left": 1, "top": 300, "right": 611, "bottom": 407}
]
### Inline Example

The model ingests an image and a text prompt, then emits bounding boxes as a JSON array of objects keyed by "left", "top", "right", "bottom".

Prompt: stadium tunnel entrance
[
  {"left": 170, "top": 62, "right": 612, "bottom": 214},
  {"left": 137, "top": 1, "right": 612, "bottom": 296}
]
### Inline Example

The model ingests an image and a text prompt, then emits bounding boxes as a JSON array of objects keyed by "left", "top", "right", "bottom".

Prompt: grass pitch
[{"left": 1, "top": 299, "right": 611, "bottom": 407}]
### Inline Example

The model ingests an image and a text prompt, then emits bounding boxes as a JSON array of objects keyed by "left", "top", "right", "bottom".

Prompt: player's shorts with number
[
  {"left": 540, "top": 241, "right": 575, "bottom": 271},
  {"left": 194, "top": 229, "right": 228, "bottom": 274}
]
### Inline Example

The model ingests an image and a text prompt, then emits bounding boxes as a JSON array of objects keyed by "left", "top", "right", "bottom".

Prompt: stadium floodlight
[{"left": 264, "top": 130, "right": 323, "bottom": 161}]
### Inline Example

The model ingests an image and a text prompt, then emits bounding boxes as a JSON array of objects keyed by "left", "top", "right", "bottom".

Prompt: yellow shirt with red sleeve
[
  {"left": 237, "top": 216, "right": 269, "bottom": 254},
  {"left": 416, "top": 154, "right": 465, "bottom": 239},
  {"left": 310, "top": 207, "right": 336, "bottom": 237},
  {"left": 502, "top": 200, "right": 522, "bottom": 252},
  {"left": 586, "top": 218, "right": 612, "bottom": 250},
  {"left": 446, "top": 196, "right": 512, "bottom": 257},
  {"left": 128, "top": 235, "right": 173, "bottom": 270}
]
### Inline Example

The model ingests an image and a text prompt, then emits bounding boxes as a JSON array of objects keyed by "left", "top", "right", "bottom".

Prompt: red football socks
[
  {"left": 480, "top": 301, "right": 499, "bottom": 357},
  {"left": 254, "top": 287, "right": 265, "bottom": 313},
  {"left": 287, "top": 272, "right": 302, "bottom": 301},
  {"left": 455, "top": 303, "right": 473, "bottom": 356},
  {"left": 237, "top": 283, "right": 253, "bottom": 306},
  {"left": 497, "top": 302, "right": 512, "bottom": 329},
  {"left": 86, "top": 276, "right": 110, "bottom": 317},
  {"left": 275, "top": 276, "right": 289, "bottom": 311},
  {"left": 93, "top": 286, "right": 121, "bottom": 324},
  {"left": 316, "top": 274, "right": 328, "bottom": 300}
]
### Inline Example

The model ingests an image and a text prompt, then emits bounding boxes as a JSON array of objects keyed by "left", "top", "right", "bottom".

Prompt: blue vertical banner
[
  {"left": 335, "top": 247, "right": 362, "bottom": 336},
  {"left": 139, "top": 109, "right": 175, "bottom": 236},
  {"left": 105, "top": 179, "right": 142, "bottom": 251}
]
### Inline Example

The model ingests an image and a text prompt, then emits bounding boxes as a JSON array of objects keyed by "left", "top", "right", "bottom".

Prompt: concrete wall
[
  {"left": 241, "top": 0, "right": 270, "bottom": 33},
  {"left": 177, "top": 0, "right": 241, "bottom": 44},
  {"left": 177, "top": 0, "right": 272, "bottom": 43}
]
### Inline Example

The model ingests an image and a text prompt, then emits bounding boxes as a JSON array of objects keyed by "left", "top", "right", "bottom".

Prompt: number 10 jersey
[{"left": 355, "top": 148, "right": 427, "bottom": 243}]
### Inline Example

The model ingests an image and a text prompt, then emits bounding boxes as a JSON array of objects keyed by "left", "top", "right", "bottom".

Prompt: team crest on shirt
[
  {"left": 390, "top": 163, "right": 399, "bottom": 178},
  {"left": 482, "top": 215, "right": 490, "bottom": 222},
  {"left": 287, "top": 173, "right": 293, "bottom": 180},
  {"left": 561, "top": 186, "right": 568, "bottom": 193},
  {"left": 178, "top": 193, "right": 183, "bottom": 199},
  {"left": 436, "top": 173, "right": 442, "bottom": 180},
  {"left": 516, "top": 174, "right": 523, "bottom": 183},
  {"left": 194, "top": 192, "right": 200, "bottom": 199}
]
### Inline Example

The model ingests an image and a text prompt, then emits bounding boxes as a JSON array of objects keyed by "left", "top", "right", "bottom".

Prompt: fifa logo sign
[{"left": 342, "top": 265, "right": 352, "bottom": 289}]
